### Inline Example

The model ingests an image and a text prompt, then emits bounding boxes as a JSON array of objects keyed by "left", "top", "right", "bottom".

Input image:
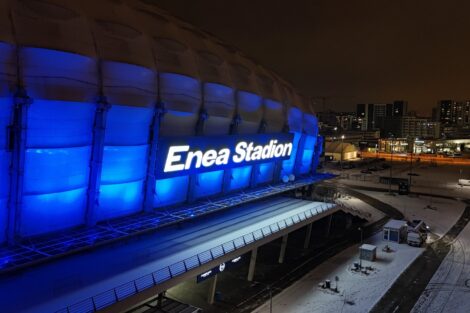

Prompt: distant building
[
  {"left": 356, "top": 103, "right": 391, "bottom": 131},
  {"left": 380, "top": 114, "right": 440, "bottom": 139},
  {"left": 436, "top": 100, "right": 470, "bottom": 137},
  {"left": 336, "top": 112, "right": 356, "bottom": 130},
  {"left": 387, "top": 100, "right": 408, "bottom": 117},
  {"left": 316, "top": 110, "right": 338, "bottom": 127},
  {"left": 324, "top": 141, "right": 358, "bottom": 161}
]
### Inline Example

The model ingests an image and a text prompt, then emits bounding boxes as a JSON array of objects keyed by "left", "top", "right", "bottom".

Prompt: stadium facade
[
  {"left": 0, "top": 0, "right": 321, "bottom": 242},
  {"left": 0, "top": 1, "right": 335, "bottom": 312}
]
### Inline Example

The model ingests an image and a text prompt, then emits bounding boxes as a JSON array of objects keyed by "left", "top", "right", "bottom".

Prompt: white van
[{"left": 407, "top": 231, "right": 423, "bottom": 247}]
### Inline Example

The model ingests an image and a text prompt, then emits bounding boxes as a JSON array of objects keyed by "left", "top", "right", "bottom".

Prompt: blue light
[
  {"left": 238, "top": 91, "right": 262, "bottom": 112},
  {"left": 299, "top": 135, "right": 317, "bottom": 174},
  {"left": 194, "top": 170, "right": 224, "bottom": 198},
  {"left": 21, "top": 100, "right": 93, "bottom": 236},
  {"left": 257, "top": 162, "right": 275, "bottom": 184},
  {"left": 97, "top": 105, "right": 152, "bottom": 220},
  {"left": 229, "top": 166, "right": 252, "bottom": 191},
  {"left": 280, "top": 132, "right": 301, "bottom": 178},
  {"left": 20, "top": 188, "right": 87, "bottom": 237},
  {"left": 104, "top": 105, "right": 153, "bottom": 146},
  {"left": 27, "top": 99, "right": 95, "bottom": 148},
  {"left": 0, "top": 97, "right": 12, "bottom": 243},
  {"left": 288, "top": 108, "right": 303, "bottom": 133},
  {"left": 23, "top": 147, "right": 91, "bottom": 194},
  {"left": 97, "top": 181, "right": 144, "bottom": 220},
  {"left": 154, "top": 176, "right": 189, "bottom": 207},
  {"left": 265, "top": 99, "right": 282, "bottom": 111},
  {"left": 100, "top": 145, "right": 148, "bottom": 184}
]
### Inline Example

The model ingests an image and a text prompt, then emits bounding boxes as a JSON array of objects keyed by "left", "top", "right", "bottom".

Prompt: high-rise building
[
  {"left": 386, "top": 100, "right": 408, "bottom": 117},
  {"left": 356, "top": 103, "right": 367, "bottom": 130},
  {"left": 438, "top": 100, "right": 470, "bottom": 127},
  {"left": 356, "top": 103, "right": 391, "bottom": 131},
  {"left": 381, "top": 114, "right": 440, "bottom": 139}
]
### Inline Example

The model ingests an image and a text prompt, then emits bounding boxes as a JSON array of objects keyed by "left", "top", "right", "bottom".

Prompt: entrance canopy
[{"left": 0, "top": 197, "right": 337, "bottom": 313}]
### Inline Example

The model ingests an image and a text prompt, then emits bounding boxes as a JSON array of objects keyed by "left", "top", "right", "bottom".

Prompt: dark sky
[{"left": 152, "top": 0, "right": 470, "bottom": 115}]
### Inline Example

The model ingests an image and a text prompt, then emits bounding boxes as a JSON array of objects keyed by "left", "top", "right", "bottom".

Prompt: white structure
[
  {"left": 383, "top": 219, "right": 408, "bottom": 243},
  {"left": 359, "top": 244, "right": 377, "bottom": 261},
  {"left": 324, "top": 141, "right": 358, "bottom": 161}
]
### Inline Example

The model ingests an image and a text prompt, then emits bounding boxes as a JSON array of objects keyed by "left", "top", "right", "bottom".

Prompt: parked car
[
  {"left": 407, "top": 231, "right": 423, "bottom": 247},
  {"left": 361, "top": 169, "right": 372, "bottom": 174}
]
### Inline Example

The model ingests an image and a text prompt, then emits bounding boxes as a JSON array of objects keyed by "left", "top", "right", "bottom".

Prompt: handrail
[{"left": 56, "top": 203, "right": 335, "bottom": 313}]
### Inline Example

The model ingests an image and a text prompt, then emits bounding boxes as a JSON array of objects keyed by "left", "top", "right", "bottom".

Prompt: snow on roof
[
  {"left": 360, "top": 244, "right": 377, "bottom": 251},
  {"left": 384, "top": 219, "right": 407, "bottom": 229}
]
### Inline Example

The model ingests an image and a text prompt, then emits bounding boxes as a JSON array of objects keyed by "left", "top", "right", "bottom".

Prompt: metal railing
[{"left": 56, "top": 202, "right": 335, "bottom": 313}]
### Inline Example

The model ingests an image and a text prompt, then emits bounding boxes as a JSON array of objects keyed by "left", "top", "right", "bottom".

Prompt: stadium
[{"left": 0, "top": 1, "right": 338, "bottom": 312}]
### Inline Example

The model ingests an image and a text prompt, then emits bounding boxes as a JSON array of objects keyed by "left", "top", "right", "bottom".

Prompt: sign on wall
[
  {"left": 156, "top": 133, "right": 294, "bottom": 178},
  {"left": 196, "top": 256, "right": 244, "bottom": 283}
]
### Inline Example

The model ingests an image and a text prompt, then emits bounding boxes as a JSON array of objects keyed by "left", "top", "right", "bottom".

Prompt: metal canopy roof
[{"left": 0, "top": 196, "right": 337, "bottom": 313}]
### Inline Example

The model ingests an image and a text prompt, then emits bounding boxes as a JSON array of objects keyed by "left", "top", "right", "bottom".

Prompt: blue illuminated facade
[{"left": 0, "top": 1, "right": 323, "bottom": 244}]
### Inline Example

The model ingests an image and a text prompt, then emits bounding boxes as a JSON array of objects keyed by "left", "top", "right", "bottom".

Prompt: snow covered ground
[
  {"left": 334, "top": 194, "right": 385, "bottom": 225},
  {"left": 252, "top": 187, "right": 466, "bottom": 313},
  {"left": 334, "top": 162, "right": 470, "bottom": 199},
  {"left": 412, "top": 221, "right": 470, "bottom": 313},
  {"left": 253, "top": 232, "right": 424, "bottom": 313},
  {"left": 357, "top": 190, "right": 465, "bottom": 239}
]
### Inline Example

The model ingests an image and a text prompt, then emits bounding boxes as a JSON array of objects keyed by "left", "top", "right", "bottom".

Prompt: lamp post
[
  {"left": 358, "top": 227, "right": 363, "bottom": 269},
  {"left": 340, "top": 135, "right": 345, "bottom": 176},
  {"left": 409, "top": 138, "right": 415, "bottom": 188},
  {"left": 388, "top": 134, "right": 394, "bottom": 195}
]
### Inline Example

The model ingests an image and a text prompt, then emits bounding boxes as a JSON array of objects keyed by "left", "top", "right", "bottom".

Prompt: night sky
[{"left": 152, "top": 0, "right": 470, "bottom": 115}]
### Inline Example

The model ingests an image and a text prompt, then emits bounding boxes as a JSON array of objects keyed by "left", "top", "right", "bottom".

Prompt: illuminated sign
[
  {"left": 156, "top": 133, "right": 294, "bottom": 178},
  {"left": 196, "top": 256, "right": 244, "bottom": 283}
]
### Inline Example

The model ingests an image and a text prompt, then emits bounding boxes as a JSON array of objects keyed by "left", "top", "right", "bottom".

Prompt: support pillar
[
  {"left": 222, "top": 113, "right": 241, "bottom": 193},
  {"left": 249, "top": 119, "right": 267, "bottom": 188},
  {"left": 143, "top": 103, "right": 165, "bottom": 212},
  {"left": 7, "top": 87, "right": 32, "bottom": 244},
  {"left": 86, "top": 97, "right": 111, "bottom": 226},
  {"left": 278, "top": 234, "right": 288, "bottom": 264},
  {"left": 247, "top": 247, "right": 258, "bottom": 281},
  {"left": 325, "top": 214, "right": 333, "bottom": 238},
  {"left": 207, "top": 274, "right": 218, "bottom": 304},
  {"left": 187, "top": 108, "right": 207, "bottom": 203},
  {"left": 303, "top": 223, "right": 313, "bottom": 249},
  {"left": 156, "top": 292, "right": 164, "bottom": 308}
]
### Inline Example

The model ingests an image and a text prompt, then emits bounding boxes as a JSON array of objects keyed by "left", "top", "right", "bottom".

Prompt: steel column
[
  {"left": 207, "top": 274, "right": 218, "bottom": 304},
  {"left": 278, "top": 234, "right": 288, "bottom": 264},
  {"left": 85, "top": 97, "right": 111, "bottom": 226},
  {"left": 143, "top": 101, "right": 165, "bottom": 212},
  {"left": 303, "top": 223, "right": 313, "bottom": 249},
  {"left": 247, "top": 247, "right": 258, "bottom": 281},
  {"left": 7, "top": 87, "right": 32, "bottom": 244}
]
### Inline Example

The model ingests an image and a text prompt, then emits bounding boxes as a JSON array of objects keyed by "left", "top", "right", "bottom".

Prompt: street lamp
[
  {"left": 408, "top": 138, "right": 416, "bottom": 188},
  {"left": 340, "top": 135, "right": 345, "bottom": 176},
  {"left": 388, "top": 134, "right": 394, "bottom": 195},
  {"left": 358, "top": 227, "right": 363, "bottom": 270}
]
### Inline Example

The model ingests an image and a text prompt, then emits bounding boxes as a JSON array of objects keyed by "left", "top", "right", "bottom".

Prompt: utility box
[
  {"left": 383, "top": 219, "right": 408, "bottom": 243},
  {"left": 359, "top": 244, "right": 377, "bottom": 261}
]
